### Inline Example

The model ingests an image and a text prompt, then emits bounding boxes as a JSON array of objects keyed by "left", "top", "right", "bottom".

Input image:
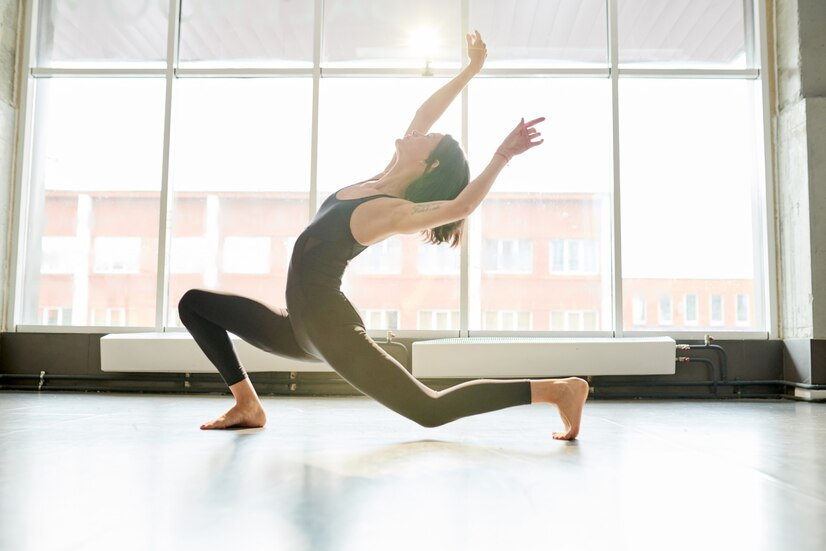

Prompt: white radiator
[
  {"left": 100, "top": 332, "right": 334, "bottom": 373},
  {"left": 412, "top": 337, "right": 676, "bottom": 378},
  {"left": 102, "top": 333, "right": 676, "bottom": 378}
]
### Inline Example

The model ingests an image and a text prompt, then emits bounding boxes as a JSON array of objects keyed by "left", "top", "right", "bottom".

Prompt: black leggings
[{"left": 178, "top": 288, "right": 532, "bottom": 427}]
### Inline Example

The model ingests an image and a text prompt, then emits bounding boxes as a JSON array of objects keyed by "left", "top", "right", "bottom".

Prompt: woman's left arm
[{"left": 404, "top": 31, "right": 487, "bottom": 135}]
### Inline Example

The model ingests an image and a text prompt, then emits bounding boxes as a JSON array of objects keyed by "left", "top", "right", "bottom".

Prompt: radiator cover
[{"left": 412, "top": 337, "right": 676, "bottom": 378}]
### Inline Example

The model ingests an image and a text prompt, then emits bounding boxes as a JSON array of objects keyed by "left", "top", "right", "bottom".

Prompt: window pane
[
  {"left": 41, "top": 237, "right": 77, "bottom": 274},
  {"left": 221, "top": 237, "right": 272, "bottom": 275},
  {"left": 469, "top": 78, "right": 613, "bottom": 331},
  {"left": 170, "top": 237, "right": 207, "bottom": 274},
  {"left": 618, "top": 0, "right": 747, "bottom": 68},
  {"left": 37, "top": 0, "right": 168, "bottom": 68},
  {"left": 658, "top": 295, "right": 673, "bottom": 325},
  {"left": 168, "top": 79, "right": 312, "bottom": 319},
  {"left": 418, "top": 243, "right": 460, "bottom": 275},
  {"left": 323, "top": 0, "right": 460, "bottom": 68},
  {"left": 632, "top": 297, "right": 647, "bottom": 325},
  {"left": 319, "top": 78, "right": 462, "bottom": 329},
  {"left": 711, "top": 294, "right": 725, "bottom": 325},
  {"left": 24, "top": 79, "right": 165, "bottom": 326},
  {"left": 179, "top": 0, "right": 314, "bottom": 68},
  {"left": 93, "top": 237, "right": 142, "bottom": 274},
  {"left": 736, "top": 294, "right": 750, "bottom": 325},
  {"left": 684, "top": 294, "right": 699, "bottom": 325},
  {"left": 620, "top": 79, "right": 765, "bottom": 332},
  {"left": 470, "top": 0, "right": 607, "bottom": 67}
]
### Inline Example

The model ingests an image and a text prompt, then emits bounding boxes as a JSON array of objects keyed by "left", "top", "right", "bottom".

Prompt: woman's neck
[{"left": 373, "top": 162, "right": 423, "bottom": 197}]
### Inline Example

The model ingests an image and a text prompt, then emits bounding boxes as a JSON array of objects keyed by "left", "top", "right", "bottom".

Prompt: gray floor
[{"left": 0, "top": 393, "right": 824, "bottom": 551}]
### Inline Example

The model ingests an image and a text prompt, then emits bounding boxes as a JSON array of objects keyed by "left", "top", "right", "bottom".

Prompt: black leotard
[{"left": 179, "top": 188, "right": 531, "bottom": 427}]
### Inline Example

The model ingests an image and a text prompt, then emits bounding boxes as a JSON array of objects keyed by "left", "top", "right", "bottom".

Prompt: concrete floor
[{"left": 0, "top": 392, "right": 824, "bottom": 551}]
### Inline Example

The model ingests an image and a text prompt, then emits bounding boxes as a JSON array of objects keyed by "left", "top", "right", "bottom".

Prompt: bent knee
[
  {"left": 398, "top": 396, "right": 450, "bottom": 428},
  {"left": 412, "top": 414, "right": 448, "bottom": 429},
  {"left": 178, "top": 288, "right": 208, "bottom": 314}
]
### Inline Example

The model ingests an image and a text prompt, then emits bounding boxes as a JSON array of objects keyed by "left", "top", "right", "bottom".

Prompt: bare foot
[
  {"left": 552, "top": 378, "right": 589, "bottom": 440},
  {"left": 200, "top": 401, "right": 267, "bottom": 430},
  {"left": 532, "top": 377, "right": 589, "bottom": 440}
]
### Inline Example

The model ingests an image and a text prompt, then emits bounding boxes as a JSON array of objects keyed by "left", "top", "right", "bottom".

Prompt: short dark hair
[{"left": 403, "top": 135, "right": 470, "bottom": 248}]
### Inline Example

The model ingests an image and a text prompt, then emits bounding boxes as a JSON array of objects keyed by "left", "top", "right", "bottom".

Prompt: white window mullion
[
  {"left": 608, "top": 0, "right": 624, "bottom": 337},
  {"left": 309, "top": 0, "right": 323, "bottom": 220},
  {"left": 756, "top": 0, "right": 779, "bottom": 339},
  {"left": 155, "top": 0, "right": 181, "bottom": 331},
  {"left": 459, "top": 0, "right": 470, "bottom": 337}
]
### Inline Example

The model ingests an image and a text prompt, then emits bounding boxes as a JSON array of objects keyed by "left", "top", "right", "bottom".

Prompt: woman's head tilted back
[{"left": 403, "top": 135, "right": 470, "bottom": 248}]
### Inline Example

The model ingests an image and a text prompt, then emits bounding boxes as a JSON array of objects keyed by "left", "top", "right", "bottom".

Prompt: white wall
[{"left": 775, "top": 0, "right": 826, "bottom": 339}]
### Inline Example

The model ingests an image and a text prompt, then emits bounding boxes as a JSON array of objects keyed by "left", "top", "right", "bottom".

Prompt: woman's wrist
[{"left": 494, "top": 148, "right": 512, "bottom": 163}]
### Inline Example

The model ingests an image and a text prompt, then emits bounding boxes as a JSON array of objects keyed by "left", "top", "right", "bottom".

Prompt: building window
[
  {"left": 362, "top": 309, "right": 399, "bottom": 330},
  {"left": 710, "top": 294, "right": 724, "bottom": 326},
  {"left": 549, "top": 240, "right": 598, "bottom": 274},
  {"left": 350, "top": 237, "right": 401, "bottom": 275},
  {"left": 418, "top": 310, "right": 460, "bottom": 330},
  {"left": 632, "top": 297, "right": 647, "bottom": 326},
  {"left": 550, "top": 311, "right": 598, "bottom": 331},
  {"left": 736, "top": 294, "right": 750, "bottom": 326},
  {"left": 91, "top": 307, "right": 127, "bottom": 327},
  {"left": 41, "top": 236, "right": 78, "bottom": 274},
  {"left": 484, "top": 310, "right": 532, "bottom": 331},
  {"left": 93, "top": 237, "right": 141, "bottom": 274},
  {"left": 484, "top": 239, "right": 532, "bottom": 274},
  {"left": 658, "top": 295, "right": 673, "bottom": 325},
  {"left": 42, "top": 307, "right": 72, "bottom": 325},
  {"left": 418, "top": 243, "right": 460, "bottom": 275},
  {"left": 684, "top": 294, "right": 699, "bottom": 326},
  {"left": 222, "top": 237, "right": 271, "bottom": 274}
]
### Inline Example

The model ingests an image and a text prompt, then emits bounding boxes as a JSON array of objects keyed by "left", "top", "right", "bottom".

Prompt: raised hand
[
  {"left": 466, "top": 30, "right": 487, "bottom": 73},
  {"left": 496, "top": 117, "right": 546, "bottom": 161}
]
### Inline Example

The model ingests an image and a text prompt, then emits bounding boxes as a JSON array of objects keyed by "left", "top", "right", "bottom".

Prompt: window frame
[{"left": 9, "top": 0, "right": 777, "bottom": 340}]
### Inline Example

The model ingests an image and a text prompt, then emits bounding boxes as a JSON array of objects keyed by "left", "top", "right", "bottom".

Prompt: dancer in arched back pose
[{"left": 179, "top": 31, "right": 589, "bottom": 440}]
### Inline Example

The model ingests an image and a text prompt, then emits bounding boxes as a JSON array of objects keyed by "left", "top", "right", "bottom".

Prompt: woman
[{"left": 179, "top": 32, "right": 589, "bottom": 440}]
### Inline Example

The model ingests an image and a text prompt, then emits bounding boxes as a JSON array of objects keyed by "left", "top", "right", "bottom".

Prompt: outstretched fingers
[
  {"left": 518, "top": 117, "right": 545, "bottom": 149},
  {"left": 523, "top": 116, "right": 546, "bottom": 128}
]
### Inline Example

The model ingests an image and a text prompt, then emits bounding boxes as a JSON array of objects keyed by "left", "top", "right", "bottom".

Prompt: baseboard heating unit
[
  {"left": 412, "top": 337, "right": 676, "bottom": 378},
  {"left": 100, "top": 332, "right": 335, "bottom": 373}
]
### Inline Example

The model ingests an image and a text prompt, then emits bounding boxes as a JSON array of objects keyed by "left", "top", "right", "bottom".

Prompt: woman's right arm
[{"left": 450, "top": 116, "right": 546, "bottom": 215}]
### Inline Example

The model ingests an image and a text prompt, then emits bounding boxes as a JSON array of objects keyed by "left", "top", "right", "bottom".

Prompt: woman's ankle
[
  {"left": 229, "top": 377, "right": 261, "bottom": 406},
  {"left": 530, "top": 379, "right": 567, "bottom": 405}
]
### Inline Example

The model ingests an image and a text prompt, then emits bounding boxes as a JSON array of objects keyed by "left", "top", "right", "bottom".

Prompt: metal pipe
[
  {"left": 685, "top": 335, "right": 729, "bottom": 380},
  {"left": 0, "top": 373, "right": 188, "bottom": 381},
  {"left": 2, "top": 373, "right": 825, "bottom": 394}
]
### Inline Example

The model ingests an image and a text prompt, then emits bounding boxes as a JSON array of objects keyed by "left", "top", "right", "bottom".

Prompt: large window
[{"left": 16, "top": 0, "right": 772, "bottom": 337}]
